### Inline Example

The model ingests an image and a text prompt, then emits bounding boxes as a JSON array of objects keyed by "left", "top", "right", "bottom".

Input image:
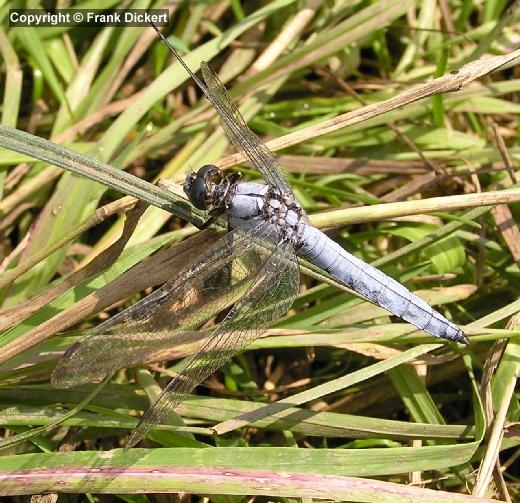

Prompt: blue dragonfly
[{"left": 52, "top": 24, "right": 467, "bottom": 449}]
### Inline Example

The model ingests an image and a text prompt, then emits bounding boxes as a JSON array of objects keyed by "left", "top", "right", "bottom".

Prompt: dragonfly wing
[
  {"left": 149, "top": 26, "right": 291, "bottom": 196},
  {"left": 51, "top": 223, "right": 270, "bottom": 388},
  {"left": 200, "top": 62, "right": 292, "bottom": 195},
  {"left": 125, "top": 237, "right": 300, "bottom": 448}
]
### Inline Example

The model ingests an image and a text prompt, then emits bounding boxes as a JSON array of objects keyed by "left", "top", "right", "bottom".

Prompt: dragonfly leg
[{"left": 196, "top": 207, "right": 226, "bottom": 230}]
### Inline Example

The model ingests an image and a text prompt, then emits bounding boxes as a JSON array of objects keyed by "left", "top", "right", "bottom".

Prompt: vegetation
[{"left": 0, "top": 0, "right": 519, "bottom": 500}]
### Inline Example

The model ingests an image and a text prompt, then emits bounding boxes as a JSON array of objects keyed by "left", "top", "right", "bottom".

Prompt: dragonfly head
[{"left": 184, "top": 164, "right": 230, "bottom": 211}]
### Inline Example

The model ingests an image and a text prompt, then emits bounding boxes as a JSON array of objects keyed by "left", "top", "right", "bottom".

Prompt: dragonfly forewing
[
  {"left": 52, "top": 223, "right": 277, "bottom": 388},
  {"left": 200, "top": 62, "right": 292, "bottom": 195}
]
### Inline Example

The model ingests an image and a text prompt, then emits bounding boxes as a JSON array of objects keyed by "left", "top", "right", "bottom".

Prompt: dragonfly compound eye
[
  {"left": 183, "top": 171, "right": 197, "bottom": 193},
  {"left": 198, "top": 164, "right": 223, "bottom": 183},
  {"left": 183, "top": 165, "right": 225, "bottom": 210},
  {"left": 184, "top": 171, "right": 209, "bottom": 210}
]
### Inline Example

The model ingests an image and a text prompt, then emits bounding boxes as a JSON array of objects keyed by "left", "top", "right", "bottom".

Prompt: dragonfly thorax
[
  {"left": 263, "top": 188, "right": 302, "bottom": 244},
  {"left": 184, "top": 165, "right": 240, "bottom": 211}
]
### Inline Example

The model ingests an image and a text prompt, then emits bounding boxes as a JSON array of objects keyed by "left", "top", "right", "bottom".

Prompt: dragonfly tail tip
[
  {"left": 452, "top": 330, "right": 469, "bottom": 345},
  {"left": 459, "top": 332, "right": 470, "bottom": 345}
]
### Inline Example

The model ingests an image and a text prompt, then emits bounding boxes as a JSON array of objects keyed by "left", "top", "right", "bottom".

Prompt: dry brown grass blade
[
  {"left": 310, "top": 187, "right": 520, "bottom": 228},
  {"left": 381, "top": 173, "right": 439, "bottom": 203},
  {"left": 489, "top": 123, "right": 520, "bottom": 269},
  {"left": 216, "top": 49, "right": 520, "bottom": 169},
  {"left": 334, "top": 342, "right": 402, "bottom": 360},
  {"left": 25, "top": 322, "right": 471, "bottom": 374},
  {"left": 279, "top": 154, "right": 429, "bottom": 175},
  {"left": 491, "top": 204, "right": 520, "bottom": 268},
  {"left": 473, "top": 314, "right": 520, "bottom": 499}
]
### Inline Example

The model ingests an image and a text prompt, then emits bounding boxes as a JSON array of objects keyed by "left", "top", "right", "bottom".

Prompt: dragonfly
[{"left": 52, "top": 23, "right": 468, "bottom": 449}]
